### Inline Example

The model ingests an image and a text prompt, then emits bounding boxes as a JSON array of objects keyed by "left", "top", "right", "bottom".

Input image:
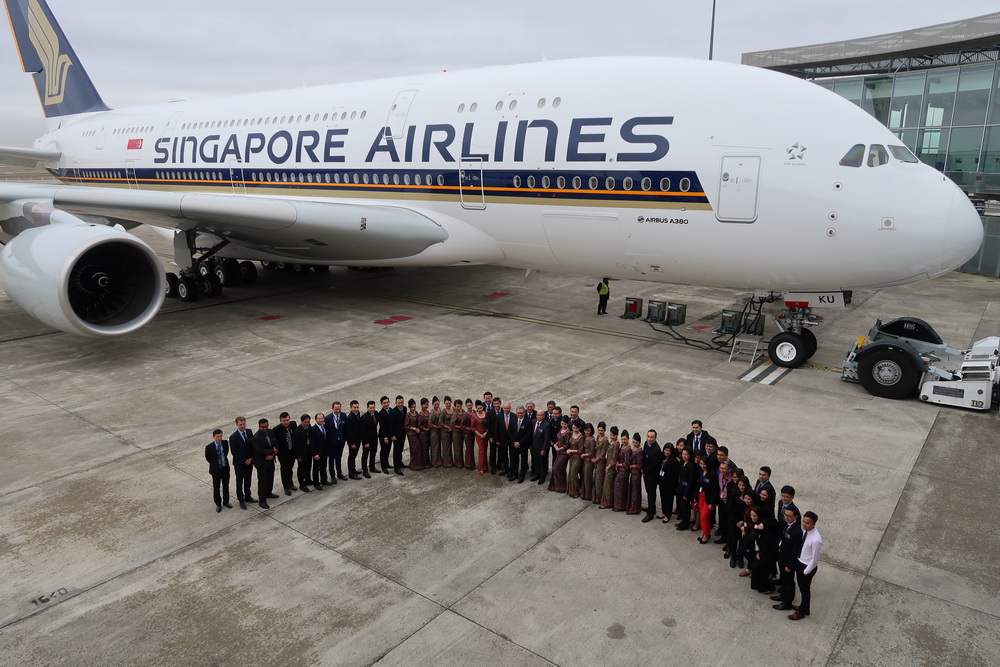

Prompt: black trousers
[
  {"left": 211, "top": 468, "right": 230, "bottom": 507},
  {"left": 297, "top": 457, "right": 312, "bottom": 488},
  {"left": 643, "top": 474, "right": 658, "bottom": 516},
  {"left": 531, "top": 447, "right": 549, "bottom": 480},
  {"left": 328, "top": 440, "right": 345, "bottom": 478},
  {"left": 254, "top": 460, "right": 274, "bottom": 500},
  {"left": 598, "top": 294, "right": 609, "bottom": 314},
  {"left": 717, "top": 502, "right": 730, "bottom": 539},
  {"left": 346, "top": 443, "right": 360, "bottom": 475},
  {"left": 497, "top": 441, "right": 510, "bottom": 470},
  {"left": 777, "top": 563, "right": 797, "bottom": 603},
  {"left": 277, "top": 451, "right": 295, "bottom": 490},
  {"left": 657, "top": 480, "right": 676, "bottom": 517},
  {"left": 392, "top": 438, "right": 404, "bottom": 470},
  {"left": 378, "top": 438, "right": 392, "bottom": 470},
  {"left": 361, "top": 442, "right": 377, "bottom": 472},
  {"left": 510, "top": 445, "right": 529, "bottom": 479},
  {"left": 675, "top": 494, "right": 691, "bottom": 524},
  {"left": 488, "top": 440, "right": 501, "bottom": 471},
  {"left": 233, "top": 462, "right": 253, "bottom": 501},
  {"left": 795, "top": 563, "right": 817, "bottom": 615}
]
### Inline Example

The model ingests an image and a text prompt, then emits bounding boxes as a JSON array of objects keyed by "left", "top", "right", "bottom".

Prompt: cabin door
[{"left": 716, "top": 155, "right": 761, "bottom": 223}]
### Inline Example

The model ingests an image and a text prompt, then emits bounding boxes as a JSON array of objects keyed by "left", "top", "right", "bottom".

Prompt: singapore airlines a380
[{"left": 0, "top": 0, "right": 983, "bottom": 368}]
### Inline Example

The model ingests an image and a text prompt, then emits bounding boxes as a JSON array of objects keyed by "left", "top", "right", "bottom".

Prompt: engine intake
[{"left": 0, "top": 223, "right": 164, "bottom": 336}]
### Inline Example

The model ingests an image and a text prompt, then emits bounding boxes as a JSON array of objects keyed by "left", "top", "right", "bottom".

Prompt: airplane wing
[
  {"left": 0, "top": 145, "right": 62, "bottom": 166},
  {"left": 0, "top": 182, "right": 490, "bottom": 262}
]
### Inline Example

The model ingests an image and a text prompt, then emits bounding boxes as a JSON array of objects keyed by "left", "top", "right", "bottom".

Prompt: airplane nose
[{"left": 941, "top": 186, "right": 984, "bottom": 274}]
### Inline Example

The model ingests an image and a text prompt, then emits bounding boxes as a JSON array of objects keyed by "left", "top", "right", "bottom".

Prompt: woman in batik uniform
[
  {"left": 613, "top": 429, "right": 631, "bottom": 511},
  {"left": 440, "top": 396, "right": 455, "bottom": 467},
  {"left": 580, "top": 423, "right": 597, "bottom": 501},
  {"left": 463, "top": 399, "right": 476, "bottom": 469},
  {"left": 404, "top": 399, "right": 422, "bottom": 470},
  {"left": 591, "top": 422, "right": 609, "bottom": 505},
  {"left": 565, "top": 421, "right": 585, "bottom": 498},
  {"left": 428, "top": 397, "right": 443, "bottom": 467},
  {"left": 627, "top": 432, "right": 643, "bottom": 515},
  {"left": 416, "top": 398, "right": 430, "bottom": 470},
  {"left": 451, "top": 399, "right": 467, "bottom": 468},
  {"left": 599, "top": 426, "right": 619, "bottom": 508},
  {"left": 548, "top": 416, "right": 571, "bottom": 493}
]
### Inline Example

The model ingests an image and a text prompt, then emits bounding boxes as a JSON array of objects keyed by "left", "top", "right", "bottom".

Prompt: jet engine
[{"left": 0, "top": 222, "right": 164, "bottom": 336}]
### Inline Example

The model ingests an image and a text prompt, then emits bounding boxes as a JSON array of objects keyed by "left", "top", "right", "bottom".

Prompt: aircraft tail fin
[{"left": 3, "top": 0, "right": 110, "bottom": 117}]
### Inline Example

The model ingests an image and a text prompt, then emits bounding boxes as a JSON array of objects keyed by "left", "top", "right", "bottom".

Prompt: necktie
[
  {"left": 216, "top": 442, "right": 225, "bottom": 466},
  {"left": 535, "top": 422, "right": 540, "bottom": 434},
  {"left": 320, "top": 426, "right": 325, "bottom": 437},
  {"left": 285, "top": 430, "right": 292, "bottom": 450}
]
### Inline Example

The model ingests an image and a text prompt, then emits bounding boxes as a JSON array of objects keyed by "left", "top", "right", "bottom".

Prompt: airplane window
[
  {"left": 281, "top": 173, "right": 288, "bottom": 182},
  {"left": 589, "top": 176, "right": 598, "bottom": 190},
  {"left": 415, "top": 174, "right": 422, "bottom": 185},
  {"left": 351, "top": 111, "right": 357, "bottom": 120},
  {"left": 266, "top": 173, "right": 272, "bottom": 182},
  {"left": 888, "top": 145, "right": 918, "bottom": 163},
  {"left": 660, "top": 177, "right": 671, "bottom": 191},
  {"left": 509, "top": 100, "right": 518, "bottom": 111},
  {"left": 307, "top": 173, "right": 313, "bottom": 183},
  {"left": 437, "top": 174, "right": 445, "bottom": 186},
  {"left": 322, "top": 113, "right": 329, "bottom": 121},
  {"left": 333, "top": 173, "right": 340, "bottom": 183},
  {"left": 542, "top": 175, "right": 550, "bottom": 188},
  {"left": 470, "top": 103, "right": 477, "bottom": 112},
  {"left": 606, "top": 176, "right": 615, "bottom": 190},
  {"left": 495, "top": 101, "right": 503, "bottom": 111},
  {"left": 361, "top": 111, "right": 367, "bottom": 119},
  {"left": 557, "top": 176, "right": 566, "bottom": 189},
  {"left": 552, "top": 97, "right": 561, "bottom": 108},
  {"left": 305, "top": 115, "right": 311, "bottom": 122},
  {"left": 392, "top": 174, "right": 399, "bottom": 185},
  {"left": 371, "top": 173, "right": 379, "bottom": 184},
  {"left": 679, "top": 178, "right": 691, "bottom": 192},
  {"left": 641, "top": 177, "right": 651, "bottom": 191},
  {"left": 362, "top": 173, "right": 369, "bottom": 184},
  {"left": 868, "top": 144, "right": 889, "bottom": 167},
  {"left": 403, "top": 174, "right": 411, "bottom": 185},
  {"left": 296, "top": 115, "right": 302, "bottom": 123},
  {"left": 538, "top": 98, "right": 546, "bottom": 109},
  {"left": 513, "top": 175, "right": 522, "bottom": 188},
  {"left": 382, "top": 173, "right": 389, "bottom": 183},
  {"left": 527, "top": 175, "right": 536, "bottom": 188},
  {"left": 426, "top": 173, "right": 433, "bottom": 185},
  {"left": 341, "top": 112, "right": 347, "bottom": 120},
  {"left": 839, "top": 144, "right": 865, "bottom": 168},
  {"left": 623, "top": 177, "right": 633, "bottom": 191},
  {"left": 572, "top": 176, "right": 581, "bottom": 189},
  {"left": 458, "top": 104, "right": 465, "bottom": 113}
]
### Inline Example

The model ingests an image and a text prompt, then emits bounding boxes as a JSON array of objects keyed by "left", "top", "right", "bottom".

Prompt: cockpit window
[
  {"left": 867, "top": 144, "right": 889, "bottom": 167},
  {"left": 888, "top": 145, "right": 918, "bottom": 163},
  {"left": 839, "top": 144, "right": 865, "bottom": 168}
]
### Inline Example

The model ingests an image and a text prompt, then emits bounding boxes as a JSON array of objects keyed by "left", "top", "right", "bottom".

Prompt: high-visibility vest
[{"left": 597, "top": 281, "right": 610, "bottom": 296}]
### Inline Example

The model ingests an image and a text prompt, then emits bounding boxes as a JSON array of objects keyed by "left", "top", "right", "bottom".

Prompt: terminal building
[{"left": 743, "top": 12, "right": 1000, "bottom": 276}]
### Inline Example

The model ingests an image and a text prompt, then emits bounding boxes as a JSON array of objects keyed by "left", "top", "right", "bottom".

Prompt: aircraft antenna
[{"left": 709, "top": 0, "right": 717, "bottom": 60}]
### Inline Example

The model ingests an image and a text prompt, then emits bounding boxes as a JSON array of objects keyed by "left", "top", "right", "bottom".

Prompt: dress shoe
[
  {"left": 245, "top": 497, "right": 257, "bottom": 503},
  {"left": 773, "top": 603, "right": 792, "bottom": 611},
  {"left": 301, "top": 486, "right": 311, "bottom": 493},
  {"left": 641, "top": 515, "right": 653, "bottom": 523},
  {"left": 239, "top": 501, "right": 247, "bottom": 510},
  {"left": 791, "top": 605, "right": 800, "bottom": 612},
  {"left": 723, "top": 550, "right": 731, "bottom": 559},
  {"left": 216, "top": 505, "right": 222, "bottom": 513},
  {"left": 313, "top": 484, "right": 323, "bottom": 491},
  {"left": 338, "top": 474, "right": 348, "bottom": 481},
  {"left": 490, "top": 468, "right": 497, "bottom": 475},
  {"left": 675, "top": 523, "right": 689, "bottom": 531},
  {"left": 223, "top": 502, "right": 232, "bottom": 509},
  {"left": 737, "top": 558, "right": 745, "bottom": 569},
  {"left": 267, "top": 493, "right": 279, "bottom": 499},
  {"left": 259, "top": 502, "right": 270, "bottom": 509},
  {"left": 350, "top": 474, "right": 362, "bottom": 480},
  {"left": 788, "top": 612, "right": 807, "bottom": 621},
  {"left": 729, "top": 557, "right": 737, "bottom": 568},
  {"left": 738, "top": 570, "right": 751, "bottom": 577},
  {"left": 537, "top": 478, "right": 546, "bottom": 485},
  {"left": 362, "top": 471, "right": 371, "bottom": 479},
  {"left": 529, "top": 475, "right": 538, "bottom": 482},
  {"left": 395, "top": 469, "right": 404, "bottom": 476},
  {"left": 518, "top": 477, "right": 525, "bottom": 484},
  {"left": 713, "top": 537, "right": 726, "bottom": 544},
  {"left": 284, "top": 488, "right": 292, "bottom": 496},
  {"left": 290, "top": 485, "right": 297, "bottom": 491},
  {"left": 770, "top": 595, "right": 783, "bottom": 601}
]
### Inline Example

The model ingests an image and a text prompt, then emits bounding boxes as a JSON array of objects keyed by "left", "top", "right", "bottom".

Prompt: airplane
[{"left": 0, "top": 0, "right": 984, "bottom": 369}]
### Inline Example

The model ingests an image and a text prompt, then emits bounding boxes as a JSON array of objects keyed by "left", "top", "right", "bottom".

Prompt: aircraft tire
[
  {"left": 238, "top": 261, "right": 258, "bottom": 284},
  {"left": 768, "top": 332, "right": 807, "bottom": 368},
  {"left": 799, "top": 328, "right": 818, "bottom": 360},
  {"left": 197, "top": 263, "right": 212, "bottom": 278},
  {"left": 165, "top": 273, "right": 178, "bottom": 299},
  {"left": 177, "top": 277, "right": 197, "bottom": 302},
  {"left": 260, "top": 261, "right": 276, "bottom": 271},
  {"left": 314, "top": 265, "right": 330, "bottom": 273},
  {"left": 291, "top": 263, "right": 309, "bottom": 274},
  {"left": 857, "top": 349, "right": 919, "bottom": 399},
  {"left": 198, "top": 273, "right": 222, "bottom": 297},
  {"left": 214, "top": 263, "right": 233, "bottom": 287},
  {"left": 276, "top": 262, "right": 292, "bottom": 272}
]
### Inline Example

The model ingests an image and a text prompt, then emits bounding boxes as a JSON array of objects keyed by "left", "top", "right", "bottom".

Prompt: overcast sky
[{"left": 0, "top": 0, "right": 997, "bottom": 145}]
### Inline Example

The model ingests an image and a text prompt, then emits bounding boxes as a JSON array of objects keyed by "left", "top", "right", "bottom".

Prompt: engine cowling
[{"left": 0, "top": 223, "right": 164, "bottom": 336}]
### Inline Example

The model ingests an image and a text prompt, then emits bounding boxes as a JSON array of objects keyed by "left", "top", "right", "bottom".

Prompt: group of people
[{"left": 205, "top": 396, "right": 823, "bottom": 622}]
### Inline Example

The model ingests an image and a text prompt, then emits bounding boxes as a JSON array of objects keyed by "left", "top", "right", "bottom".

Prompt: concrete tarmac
[{"left": 0, "top": 227, "right": 997, "bottom": 666}]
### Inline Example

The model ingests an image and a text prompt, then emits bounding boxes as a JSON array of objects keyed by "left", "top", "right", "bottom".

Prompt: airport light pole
[{"left": 709, "top": 0, "right": 717, "bottom": 60}]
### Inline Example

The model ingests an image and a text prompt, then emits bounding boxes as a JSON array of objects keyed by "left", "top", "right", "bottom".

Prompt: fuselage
[{"left": 33, "top": 56, "right": 984, "bottom": 291}]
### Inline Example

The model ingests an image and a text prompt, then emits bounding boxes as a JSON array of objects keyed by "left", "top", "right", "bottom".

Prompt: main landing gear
[{"left": 163, "top": 231, "right": 258, "bottom": 302}]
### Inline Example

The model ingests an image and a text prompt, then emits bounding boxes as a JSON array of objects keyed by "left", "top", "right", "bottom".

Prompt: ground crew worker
[{"left": 596, "top": 278, "right": 610, "bottom": 314}]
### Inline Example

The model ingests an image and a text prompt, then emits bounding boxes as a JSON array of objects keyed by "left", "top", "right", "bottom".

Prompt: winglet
[{"left": 3, "top": 0, "right": 109, "bottom": 117}]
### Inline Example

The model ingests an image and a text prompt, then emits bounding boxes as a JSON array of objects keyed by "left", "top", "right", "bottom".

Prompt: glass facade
[{"left": 814, "top": 61, "right": 1000, "bottom": 192}]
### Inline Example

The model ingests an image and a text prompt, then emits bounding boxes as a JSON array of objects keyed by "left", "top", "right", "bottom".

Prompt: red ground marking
[
  {"left": 257, "top": 315, "right": 284, "bottom": 321},
  {"left": 481, "top": 292, "right": 511, "bottom": 299},
  {"left": 687, "top": 324, "right": 715, "bottom": 332},
  {"left": 374, "top": 316, "right": 414, "bottom": 325}
]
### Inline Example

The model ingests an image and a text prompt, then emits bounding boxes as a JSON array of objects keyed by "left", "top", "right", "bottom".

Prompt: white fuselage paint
[{"left": 33, "top": 57, "right": 984, "bottom": 292}]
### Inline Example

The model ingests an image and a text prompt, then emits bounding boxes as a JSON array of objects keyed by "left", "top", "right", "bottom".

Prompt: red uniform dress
[{"left": 471, "top": 412, "right": 489, "bottom": 473}]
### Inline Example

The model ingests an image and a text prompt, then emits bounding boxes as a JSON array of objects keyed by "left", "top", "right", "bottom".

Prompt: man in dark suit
[
  {"left": 529, "top": 409, "right": 553, "bottom": 485},
  {"left": 754, "top": 466, "right": 776, "bottom": 515},
  {"left": 776, "top": 485, "right": 799, "bottom": 525},
  {"left": 496, "top": 402, "right": 515, "bottom": 478},
  {"left": 391, "top": 395, "right": 406, "bottom": 474},
  {"left": 360, "top": 400, "right": 380, "bottom": 476},
  {"left": 252, "top": 418, "right": 279, "bottom": 509},
  {"left": 292, "top": 414, "right": 315, "bottom": 492},
  {"left": 343, "top": 400, "right": 363, "bottom": 479},
  {"left": 229, "top": 416, "right": 256, "bottom": 509},
  {"left": 325, "top": 401, "right": 348, "bottom": 482},
  {"left": 376, "top": 396, "right": 395, "bottom": 474},
  {"left": 641, "top": 429, "right": 664, "bottom": 522},
  {"left": 772, "top": 505, "right": 804, "bottom": 610},
  {"left": 685, "top": 420, "right": 717, "bottom": 455},
  {"left": 309, "top": 413, "right": 329, "bottom": 489},
  {"left": 568, "top": 405, "right": 585, "bottom": 431},
  {"left": 272, "top": 412, "right": 298, "bottom": 495},
  {"left": 205, "top": 429, "right": 232, "bottom": 512},
  {"left": 486, "top": 397, "right": 502, "bottom": 475},
  {"left": 510, "top": 406, "right": 531, "bottom": 483}
]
